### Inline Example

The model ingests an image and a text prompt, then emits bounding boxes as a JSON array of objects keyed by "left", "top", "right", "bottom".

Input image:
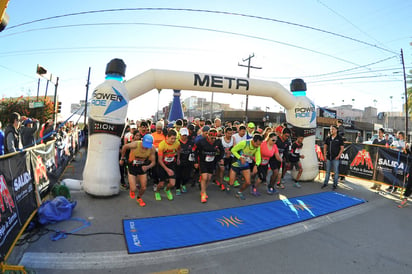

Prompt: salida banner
[
  {"left": 0, "top": 153, "right": 37, "bottom": 262},
  {"left": 316, "top": 142, "right": 409, "bottom": 186}
]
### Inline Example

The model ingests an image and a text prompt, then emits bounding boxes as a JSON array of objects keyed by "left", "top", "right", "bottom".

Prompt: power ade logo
[
  {"left": 194, "top": 74, "right": 249, "bottom": 90},
  {"left": 91, "top": 87, "right": 127, "bottom": 115},
  {"left": 295, "top": 104, "right": 316, "bottom": 122}
]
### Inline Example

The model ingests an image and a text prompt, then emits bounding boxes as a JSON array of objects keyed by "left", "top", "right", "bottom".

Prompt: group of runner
[{"left": 119, "top": 118, "right": 305, "bottom": 206}]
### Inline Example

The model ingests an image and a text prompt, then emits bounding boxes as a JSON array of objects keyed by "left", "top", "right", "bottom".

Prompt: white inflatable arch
[{"left": 83, "top": 69, "right": 318, "bottom": 196}]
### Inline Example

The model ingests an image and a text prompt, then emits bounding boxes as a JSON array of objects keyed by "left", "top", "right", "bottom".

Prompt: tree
[{"left": 0, "top": 96, "right": 55, "bottom": 126}]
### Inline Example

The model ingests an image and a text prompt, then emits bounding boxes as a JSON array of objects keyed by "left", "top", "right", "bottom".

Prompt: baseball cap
[
  {"left": 247, "top": 122, "right": 255, "bottom": 128},
  {"left": 275, "top": 126, "right": 283, "bottom": 134},
  {"left": 202, "top": 125, "right": 210, "bottom": 132},
  {"left": 23, "top": 118, "right": 33, "bottom": 126},
  {"left": 167, "top": 122, "right": 174, "bottom": 129},
  {"left": 142, "top": 134, "right": 153, "bottom": 149},
  {"left": 179, "top": 128, "right": 189, "bottom": 136}
]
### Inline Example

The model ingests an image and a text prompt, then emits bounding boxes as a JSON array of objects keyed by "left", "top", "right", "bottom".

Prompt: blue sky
[{"left": 1, "top": 0, "right": 411, "bottom": 120}]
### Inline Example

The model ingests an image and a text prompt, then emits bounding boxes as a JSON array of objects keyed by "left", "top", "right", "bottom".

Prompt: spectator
[
  {"left": 4, "top": 112, "right": 22, "bottom": 154},
  {"left": 0, "top": 122, "right": 4, "bottom": 155},
  {"left": 321, "top": 125, "right": 344, "bottom": 190},
  {"left": 355, "top": 132, "right": 363, "bottom": 143},
  {"left": 21, "top": 118, "right": 40, "bottom": 148}
]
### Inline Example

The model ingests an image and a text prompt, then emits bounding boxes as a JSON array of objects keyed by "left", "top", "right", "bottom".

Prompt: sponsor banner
[
  {"left": 316, "top": 142, "right": 409, "bottom": 185},
  {"left": 30, "top": 143, "right": 56, "bottom": 196},
  {"left": 0, "top": 153, "right": 37, "bottom": 262},
  {"left": 290, "top": 126, "right": 316, "bottom": 138},
  {"left": 88, "top": 118, "right": 125, "bottom": 137},
  {"left": 375, "top": 148, "right": 408, "bottom": 187},
  {"left": 319, "top": 108, "right": 337, "bottom": 118},
  {"left": 347, "top": 144, "right": 377, "bottom": 180}
]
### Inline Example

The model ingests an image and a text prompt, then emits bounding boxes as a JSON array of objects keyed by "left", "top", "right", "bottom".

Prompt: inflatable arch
[{"left": 83, "top": 65, "right": 318, "bottom": 196}]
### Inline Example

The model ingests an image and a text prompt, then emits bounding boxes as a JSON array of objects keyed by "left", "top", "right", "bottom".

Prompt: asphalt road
[{"left": 7, "top": 147, "right": 412, "bottom": 274}]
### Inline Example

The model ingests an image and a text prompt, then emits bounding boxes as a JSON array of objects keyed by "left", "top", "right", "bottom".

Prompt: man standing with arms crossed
[{"left": 321, "top": 125, "right": 344, "bottom": 190}]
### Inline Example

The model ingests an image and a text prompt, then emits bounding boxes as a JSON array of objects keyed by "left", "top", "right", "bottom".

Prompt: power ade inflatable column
[
  {"left": 285, "top": 79, "right": 318, "bottom": 181},
  {"left": 83, "top": 59, "right": 129, "bottom": 196}
]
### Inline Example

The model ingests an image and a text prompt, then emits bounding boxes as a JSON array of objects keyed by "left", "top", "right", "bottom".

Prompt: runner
[
  {"left": 156, "top": 130, "right": 180, "bottom": 201},
  {"left": 273, "top": 127, "right": 291, "bottom": 189},
  {"left": 257, "top": 132, "right": 282, "bottom": 195},
  {"left": 229, "top": 134, "right": 263, "bottom": 200},
  {"left": 120, "top": 134, "right": 156, "bottom": 207},
  {"left": 176, "top": 128, "right": 195, "bottom": 195},
  {"left": 193, "top": 128, "right": 224, "bottom": 203},
  {"left": 287, "top": 134, "right": 305, "bottom": 188},
  {"left": 216, "top": 127, "right": 234, "bottom": 190}
]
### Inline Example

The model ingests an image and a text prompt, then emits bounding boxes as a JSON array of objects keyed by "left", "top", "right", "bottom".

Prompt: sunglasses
[{"left": 271, "top": 139, "right": 276, "bottom": 142}]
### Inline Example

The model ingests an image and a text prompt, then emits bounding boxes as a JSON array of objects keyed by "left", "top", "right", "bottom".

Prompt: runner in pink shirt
[{"left": 253, "top": 132, "right": 282, "bottom": 195}]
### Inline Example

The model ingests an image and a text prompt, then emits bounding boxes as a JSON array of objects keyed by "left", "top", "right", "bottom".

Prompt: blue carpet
[{"left": 123, "top": 192, "right": 365, "bottom": 253}]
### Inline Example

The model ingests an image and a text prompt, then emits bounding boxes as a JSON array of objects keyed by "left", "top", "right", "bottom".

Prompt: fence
[{"left": 0, "top": 129, "right": 85, "bottom": 270}]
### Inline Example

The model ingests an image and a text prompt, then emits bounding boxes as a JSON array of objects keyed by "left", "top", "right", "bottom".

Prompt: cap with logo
[{"left": 142, "top": 134, "right": 154, "bottom": 149}]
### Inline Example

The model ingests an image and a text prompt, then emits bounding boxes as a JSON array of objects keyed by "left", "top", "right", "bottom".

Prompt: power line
[
  {"left": 316, "top": 0, "right": 389, "bottom": 50},
  {"left": 4, "top": 7, "right": 399, "bottom": 54},
  {"left": 0, "top": 21, "right": 372, "bottom": 67}
]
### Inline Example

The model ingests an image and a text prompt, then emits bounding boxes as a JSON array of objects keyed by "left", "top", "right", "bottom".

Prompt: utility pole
[
  {"left": 401, "top": 49, "right": 409, "bottom": 142},
  {"left": 84, "top": 67, "right": 91, "bottom": 126},
  {"left": 238, "top": 53, "right": 261, "bottom": 123}
]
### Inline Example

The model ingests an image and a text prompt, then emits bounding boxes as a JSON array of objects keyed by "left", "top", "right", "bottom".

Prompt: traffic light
[
  {"left": 57, "top": 101, "right": 62, "bottom": 113},
  {"left": 36, "top": 64, "right": 47, "bottom": 75}
]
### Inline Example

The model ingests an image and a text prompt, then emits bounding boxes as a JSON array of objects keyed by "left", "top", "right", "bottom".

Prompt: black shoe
[
  {"left": 321, "top": 184, "right": 327, "bottom": 189},
  {"left": 332, "top": 185, "right": 337, "bottom": 190}
]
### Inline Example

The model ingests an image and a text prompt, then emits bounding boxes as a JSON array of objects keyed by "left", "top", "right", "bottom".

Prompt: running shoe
[
  {"left": 233, "top": 180, "right": 240, "bottom": 187},
  {"left": 136, "top": 198, "right": 146, "bottom": 207},
  {"left": 267, "top": 186, "right": 275, "bottom": 195},
  {"left": 181, "top": 185, "right": 187, "bottom": 193},
  {"left": 235, "top": 191, "right": 246, "bottom": 200},
  {"left": 155, "top": 192, "right": 161, "bottom": 201},
  {"left": 250, "top": 186, "right": 261, "bottom": 196},
  {"left": 129, "top": 190, "right": 136, "bottom": 199},
  {"left": 398, "top": 198, "right": 408, "bottom": 208},
  {"left": 201, "top": 192, "right": 208, "bottom": 203},
  {"left": 176, "top": 189, "right": 181, "bottom": 196},
  {"left": 220, "top": 183, "right": 226, "bottom": 191},
  {"left": 224, "top": 176, "right": 230, "bottom": 182},
  {"left": 276, "top": 183, "right": 285, "bottom": 189},
  {"left": 294, "top": 182, "right": 302, "bottom": 188},
  {"left": 165, "top": 189, "right": 174, "bottom": 201},
  {"left": 215, "top": 180, "right": 221, "bottom": 187}
]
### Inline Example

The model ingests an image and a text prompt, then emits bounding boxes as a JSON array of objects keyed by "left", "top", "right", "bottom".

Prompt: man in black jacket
[{"left": 4, "top": 112, "right": 22, "bottom": 154}]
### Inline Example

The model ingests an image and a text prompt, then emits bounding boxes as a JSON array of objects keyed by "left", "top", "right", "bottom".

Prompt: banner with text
[
  {"left": 0, "top": 153, "right": 37, "bottom": 262},
  {"left": 317, "top": 142, "right": 409, "bottom": 186}
]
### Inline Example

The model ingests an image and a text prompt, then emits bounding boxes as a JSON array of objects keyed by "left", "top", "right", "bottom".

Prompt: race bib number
[
  {"left": 164, "top": 156, "right": 175, "bottom": 163},
  {"left": 245, "top": 156, "right": 253, "bottom": 163},
  {"left": 205, "top": 155, "right": 215, "bottom": 162},
  {"left": 262, "top": 159, "right": 269, "bottom": 165},
  {"left": 133, "top": 159, "right": 144, "bottom": 165}
]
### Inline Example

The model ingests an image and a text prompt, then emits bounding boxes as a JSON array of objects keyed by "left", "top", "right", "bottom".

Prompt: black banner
[
  {"left": 0, "top": 153, "right": 37, "bottom": 262},
  {"left": 88, "top": 118, "right": 125, "bottom": 137},
  {"left": 30, "top": 143, "right": 56, "bottom": 196},
  {"left": 317, "top": 142, "right": 409, "bottom": 186}
]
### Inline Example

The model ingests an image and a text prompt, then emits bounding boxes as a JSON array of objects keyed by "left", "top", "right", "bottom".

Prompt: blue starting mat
[{"left": 123, "top": 192, "right": 365, "bottom": 253}]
